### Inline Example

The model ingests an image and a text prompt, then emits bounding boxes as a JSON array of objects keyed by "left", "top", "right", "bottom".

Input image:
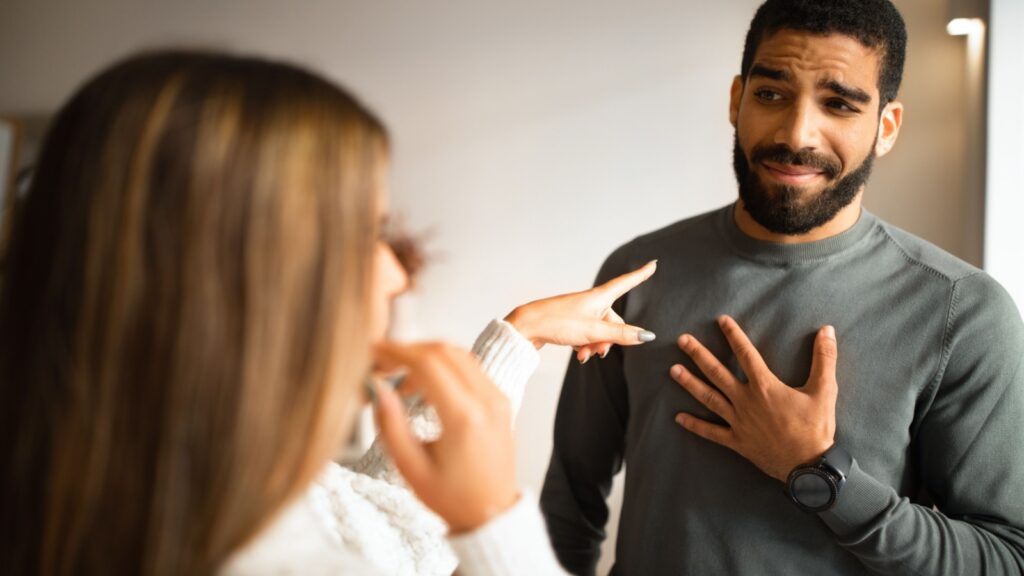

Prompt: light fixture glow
[{"left": 947, "top": 17, "right": 984, "bottom": 36}]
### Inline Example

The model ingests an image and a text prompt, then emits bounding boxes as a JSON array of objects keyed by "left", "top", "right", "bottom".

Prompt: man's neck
[{"left": 733, "top": 193, "right": 864, "bottom": 244}]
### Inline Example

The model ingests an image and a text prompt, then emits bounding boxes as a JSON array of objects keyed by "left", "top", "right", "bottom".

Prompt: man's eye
[
  {"left": 754, "top": 89, "right": 783, "bottom": 102},
  {"left": 826, "top": 99, "right": 858, "bottom": 113}
]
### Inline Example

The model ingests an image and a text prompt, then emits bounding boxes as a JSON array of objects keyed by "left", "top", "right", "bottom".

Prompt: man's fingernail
[
  {"left": 678, "top": 334, "right": 690, "bottom": 347},
  {"left": 824, "top": 325, "right": 836, "bottom": 339},
  {"left": 670, "top": 364, "right": 683, "bottom": 379},
  {"left": 675, "top": 414, "right": 687, "bottom": 426},
  {"left": 638, "top": 330, "right": 657, "bottom": 342}
]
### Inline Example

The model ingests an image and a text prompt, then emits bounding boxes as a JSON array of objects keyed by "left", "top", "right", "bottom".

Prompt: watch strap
[{"left": 821, "top": 443, "right": 852, "bottom": 479}]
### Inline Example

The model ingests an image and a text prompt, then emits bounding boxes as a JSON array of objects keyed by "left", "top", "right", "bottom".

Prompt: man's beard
[{"left": 732, "top": 133, "right": 875, "bottom": 236}]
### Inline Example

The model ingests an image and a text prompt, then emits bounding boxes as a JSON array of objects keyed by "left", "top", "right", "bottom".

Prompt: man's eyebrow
[
  {"left": 819, "top": 79, "right": 872, "bottom": 104},
  {"left": 749, "top": 64, "right": 788, "bottom": 81}
]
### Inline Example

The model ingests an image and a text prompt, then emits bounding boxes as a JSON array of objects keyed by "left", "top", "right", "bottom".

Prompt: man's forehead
[
  {"left": 749, "top": 29, "right": 882, "bottom": 95},
  {"left": 752, "top": 30, "right": 882, "bottom": 73}
]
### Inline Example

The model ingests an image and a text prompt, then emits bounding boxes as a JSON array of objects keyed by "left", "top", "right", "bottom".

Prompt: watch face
[{"left": 791, "top": 470, "right": 834, "bottom": 510}]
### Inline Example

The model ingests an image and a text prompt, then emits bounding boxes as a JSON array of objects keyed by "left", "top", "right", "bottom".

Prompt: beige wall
[{"left": 0, "top": 1, "right": 978, "bottom": 571}]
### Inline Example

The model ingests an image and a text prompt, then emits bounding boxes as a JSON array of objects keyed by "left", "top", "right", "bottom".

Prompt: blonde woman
[{"left": 0, "top": 51, "right": 656, "bottom": 575}]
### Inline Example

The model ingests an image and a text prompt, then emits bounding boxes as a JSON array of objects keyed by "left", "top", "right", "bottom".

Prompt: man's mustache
[{"left": 750, "top": 145, "right": 842, "bottom": 180}]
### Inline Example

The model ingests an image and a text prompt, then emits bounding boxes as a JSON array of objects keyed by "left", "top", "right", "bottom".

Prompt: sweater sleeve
[
  {"left": 540, "top": 247, "right": 633, "bottom": 576},
  {"left": 349, "top": 319, "right": 539, "bottom": 482},
  {"left": 449, "top": 491, "right": 569, "bottom": 576},
  {"left": 819, "top": 272, "right": 1024, "bottom": 574}
]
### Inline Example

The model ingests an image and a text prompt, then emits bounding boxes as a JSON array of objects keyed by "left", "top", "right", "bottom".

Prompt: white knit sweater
[{"left": 221, "top": 320, "right": 567, "bottom": 576}]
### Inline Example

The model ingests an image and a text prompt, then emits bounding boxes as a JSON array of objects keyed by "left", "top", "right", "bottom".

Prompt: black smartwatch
[{"left": 786, "top": 444, "right": 852, "bottom": 513}]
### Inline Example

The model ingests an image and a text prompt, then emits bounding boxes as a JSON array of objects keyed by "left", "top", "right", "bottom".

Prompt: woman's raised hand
[
  {"left": 373, "top": 342, "right": 520, "bottom": 534},
  {"left": 503, "top": 260, "right": 658, "bottom": 363}
]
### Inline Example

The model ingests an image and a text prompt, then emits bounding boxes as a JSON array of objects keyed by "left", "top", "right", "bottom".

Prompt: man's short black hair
[{"left": 740, "top": 0, "right": 908, "bottom": 107}]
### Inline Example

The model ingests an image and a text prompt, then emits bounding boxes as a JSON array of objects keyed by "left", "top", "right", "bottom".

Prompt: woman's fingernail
[
  {"left": 580, "top": 352, "right": 591, "bottom": 364},
  {"left": 638, "top": 330, "right": 657, "bottom": 342},
  {"left": 599, "top": 349, "right": 609, "bottom": 359}
]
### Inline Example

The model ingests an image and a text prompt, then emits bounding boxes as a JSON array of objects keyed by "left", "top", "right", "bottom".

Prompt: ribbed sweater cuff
[
  {"left": 471, "top": 319, "right": 541, "bottom": 418},
  {"left": 448, "top": 491, "right": 566, "bottom": 575},
  {"left": 818, "top": 459, "right": 896, "bottom": 540}
]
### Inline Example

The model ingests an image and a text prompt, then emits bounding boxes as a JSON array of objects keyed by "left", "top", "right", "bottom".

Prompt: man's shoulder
[
  {"left": 631, "top": 206, "right": 724, "bottom": 249},
  {"left": 874, "top": 217, "right": 1020, "bottom": 317},
  {"left": 599, "top": 206, "right": 726, "bottom": 274},
  {"left": 593, "top": 206, "right": 725, "bottom": 283},
  {"left": 874, "top": 217, "right": 982, "bottom": 285}
]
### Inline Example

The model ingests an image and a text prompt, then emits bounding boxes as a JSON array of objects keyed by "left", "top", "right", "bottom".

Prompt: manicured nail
[
  {"left": 638, "top": 330, "right": 656, "bottom": 342},
  {"left": 599, "top": 349, "right": 609, "bottom": 359},
  {"left": 580, "top": 351, "right": 591, "bottom": 364},
  {"left": 823, "top": 325, "right": 836, "bottom": 339},
  {"left": 647, "top": 259, "right": 658, "bottom": 267}
]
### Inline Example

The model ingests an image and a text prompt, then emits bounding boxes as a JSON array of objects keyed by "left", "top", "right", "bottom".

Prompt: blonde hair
[{"left": 0, "top": 51, "right": 388, "bottom": 575}]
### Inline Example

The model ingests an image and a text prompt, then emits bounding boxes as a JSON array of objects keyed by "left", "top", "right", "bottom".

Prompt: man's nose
[{"left": 774, "top": 98, "right": 822, "bottom": 151}]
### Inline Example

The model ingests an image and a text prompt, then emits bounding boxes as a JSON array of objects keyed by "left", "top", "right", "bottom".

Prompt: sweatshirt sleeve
[
  {"left": 540, "top": 247, "right": 633, "bottom": 576},
  {"left": 448, "top": 491, "right": 569, "bottom": 576},
  {"left": 819, "top": 272, "right": 1024, "bottom": 574}
]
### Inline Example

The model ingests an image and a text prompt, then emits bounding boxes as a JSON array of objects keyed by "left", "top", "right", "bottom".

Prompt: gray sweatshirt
[{"left": 540, "top": 204, "right": 1024, "bottom": 575}]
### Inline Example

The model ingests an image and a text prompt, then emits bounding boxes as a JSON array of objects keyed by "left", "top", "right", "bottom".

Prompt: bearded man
[{"left": 539, "top": 1, "right": 1024, "bottom": 574}]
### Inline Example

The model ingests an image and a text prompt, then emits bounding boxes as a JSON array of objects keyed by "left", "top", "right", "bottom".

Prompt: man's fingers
[
  {"left": 671, "top": 364, "right": 735, "bottom": 422},
  {"left": 716, "top": 315, "right": 771, "bottom": 382},
  {"left": 677, "top": 333, "right": 740, "bottom": 395},
  {"left": 594, "top": 260, "right": 657, "bottom": 302},
  {"left": 675, "top": 413, "right": 736, "bottom": 450},
  {"left": 375, "top": 381, "right": 433, "bottom": 492},
  {"left": 806, "top": 325, "right": 839, "bottom": 397}
]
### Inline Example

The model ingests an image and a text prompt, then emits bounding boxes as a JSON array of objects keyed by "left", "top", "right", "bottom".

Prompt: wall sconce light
[
  {"left": 945, "top": 0, "right": 989, "bottom": 268},
  {"left": 947, "top": 0, "right": 988, "bottom": 37},
  {"left": 947, "top": 17, "right": 985, "bottom": 36}
]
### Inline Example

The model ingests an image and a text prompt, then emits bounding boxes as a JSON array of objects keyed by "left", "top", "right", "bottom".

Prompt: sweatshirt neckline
[{"left": 718, "top": 202, "right": 877, "bottom": 264}]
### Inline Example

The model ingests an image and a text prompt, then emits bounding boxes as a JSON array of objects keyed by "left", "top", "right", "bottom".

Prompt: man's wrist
[{"left": 785, "top": 443, "right": 851, "bottom": 513}]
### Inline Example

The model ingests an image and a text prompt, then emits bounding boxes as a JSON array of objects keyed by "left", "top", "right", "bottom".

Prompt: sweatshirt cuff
[
  {"left": 471, "top": 319, "right": 541, "bottom": 417},
  {"left": 448, "top": 491, "right": 566, "bottom": 576},
  {"left": 818, "top": 459, "right": 898, "bottom": 540}
]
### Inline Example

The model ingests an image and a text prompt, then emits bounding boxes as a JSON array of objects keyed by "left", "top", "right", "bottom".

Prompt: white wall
[
  {"left": 0, "top": 1, "right": 976, "bottom": 571},
  {"left": 985, "top": 0, "right": 1024, "bottom": 309}
]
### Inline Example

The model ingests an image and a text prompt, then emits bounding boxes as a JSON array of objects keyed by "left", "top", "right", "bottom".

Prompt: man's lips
[{"left": 760, "top": 161, "right": 826, "bottom": 185}]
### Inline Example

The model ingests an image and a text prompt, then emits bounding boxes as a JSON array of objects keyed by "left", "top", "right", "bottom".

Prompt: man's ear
[
  {"left": 875, "top": 101, "right": 903, "bottom": 158},
  {"left": 729, "top": 75, "right": 744, "bottom": 128}
]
